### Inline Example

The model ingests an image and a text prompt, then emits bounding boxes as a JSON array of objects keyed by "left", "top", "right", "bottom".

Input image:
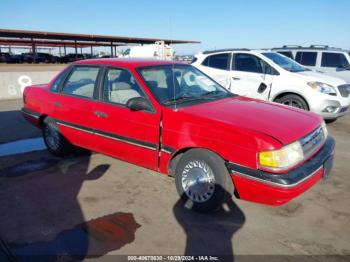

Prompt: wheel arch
[
  {"left": 168, "top": 146, "right": 231, "bottom": 176},
  {"left": 38, "top": 114, "right": 48, "bottom": 127},
  {"left": 272, "top": 91, "right": 310, "bottom": 110},
  {"left": 168, "top": 146, "right": 238, "bottom": 199}
]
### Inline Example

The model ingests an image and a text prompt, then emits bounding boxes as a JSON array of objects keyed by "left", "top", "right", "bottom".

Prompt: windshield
[
  {"left": 137, "top": 64, "right": 232, "bottom": 106},
  {"left": 263, "top": 52, "right": 307, "bottom": 72}
]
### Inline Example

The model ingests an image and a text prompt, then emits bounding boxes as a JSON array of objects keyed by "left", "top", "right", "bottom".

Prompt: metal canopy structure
[{"left": 0, "top": 28, "right": 200, "bottom": 60}]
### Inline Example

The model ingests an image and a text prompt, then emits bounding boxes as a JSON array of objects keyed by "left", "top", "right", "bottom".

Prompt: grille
[
  {"left": 300, "top": 126, "right": 325, "bottom": 158},
  {"left": 337, "top": 85, "right": 350, "bottom": 98}
]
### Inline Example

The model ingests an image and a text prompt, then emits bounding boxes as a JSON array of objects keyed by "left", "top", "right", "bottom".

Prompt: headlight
[
  {"left": 321, "top": 121, "right": 328, "bottom": 138},
  {"left": 258, "top": 141, "right": 304, "bottom": 170},
  {"left": 307, "top": 81, "right": 336, "bottom": 95}
]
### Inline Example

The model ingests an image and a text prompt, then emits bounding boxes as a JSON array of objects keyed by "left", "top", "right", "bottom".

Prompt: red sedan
[{"left": 22, "top": 59, "right": 335, "bottom": 212}]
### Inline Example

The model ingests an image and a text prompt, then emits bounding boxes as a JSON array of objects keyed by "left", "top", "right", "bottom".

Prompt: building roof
[{"left": 0, "top": 28, "right": 200, "bottom": 46}]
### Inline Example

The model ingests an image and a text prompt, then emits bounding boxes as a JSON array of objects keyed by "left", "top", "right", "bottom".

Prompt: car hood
[
  {"left": 295, "top": 70, "right": 346, "bottom": 86},
  {"left": 179, "top": 96, "right": 322, "bottom": 145}
]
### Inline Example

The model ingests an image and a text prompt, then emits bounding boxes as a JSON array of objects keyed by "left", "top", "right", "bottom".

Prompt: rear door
[
  {"left": 92, "top": 66, "right": 161, "bottom": 170},
  {"left": 229, "top": 53, "right": 274, "bottom": 100},
  {"left": 197, "top": 53, "right": 232, "bottom": 90},
  {"left": 49, "top": 65, "right": 102, "bottom": 151}
]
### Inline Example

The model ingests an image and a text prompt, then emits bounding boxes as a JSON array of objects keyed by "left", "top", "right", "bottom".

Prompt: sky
[{"left": 0, "top": 0, "right": 349, "bottom": 55}]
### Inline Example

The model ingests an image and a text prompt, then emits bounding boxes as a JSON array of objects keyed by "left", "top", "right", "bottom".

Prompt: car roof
[
  {"left": 198, "top": 49, "right": 272, "bottom": 56},
  {"left": 273, "top": 46, "right": 350, "bottom": 52},
  {"left": 73, "top": 58, "right": 184, "bottom": 68}
]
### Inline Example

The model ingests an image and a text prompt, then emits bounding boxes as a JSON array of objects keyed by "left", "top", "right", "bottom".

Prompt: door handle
[
  {"left": 232, "top": 77, "right": 240, "bottom": 80},
  {"left": 257, "top": 83, "right": 268, "bottom": 93},
  {"left": 94, "top": 110, "right": 108, "bottom": 118},
  {"left": 53, "top": 101, "right": 61, "bottom": 108}
]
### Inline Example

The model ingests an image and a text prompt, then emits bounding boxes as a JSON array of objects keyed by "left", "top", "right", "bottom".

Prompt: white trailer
[{"left": 122, "top": 41, "right": 174, "bottom": 60}]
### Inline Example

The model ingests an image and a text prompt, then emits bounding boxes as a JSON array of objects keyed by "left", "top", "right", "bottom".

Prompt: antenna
[{"left": 169, "top": 17, "right": 177, "bottom": 111}]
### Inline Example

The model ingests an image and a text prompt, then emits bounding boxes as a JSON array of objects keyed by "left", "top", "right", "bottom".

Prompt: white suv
[
  {"left": 273, "top": 45, "right": 350, "bottom": 83},
  {"left": 192, "top": 49, "right": 350, "bottom": 122}
]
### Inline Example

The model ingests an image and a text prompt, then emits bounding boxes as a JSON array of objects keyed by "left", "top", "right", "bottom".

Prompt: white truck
[
  {"left": 192, "top": 49, "right": 350, "bottom": 122},
  {"left": 122, "top": 41, "right": 174, "bottom": 60}
]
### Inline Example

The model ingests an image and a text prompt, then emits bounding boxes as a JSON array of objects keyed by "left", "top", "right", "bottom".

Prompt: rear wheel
[
  {"left": 43, "top": 118, "right": 72, "bottom": 157},
  {"left": 276, "top": 94, "right": 309, "bottom": 111},
  {"left": 174, "top": 149, "right": 233, "bottom": 212}
]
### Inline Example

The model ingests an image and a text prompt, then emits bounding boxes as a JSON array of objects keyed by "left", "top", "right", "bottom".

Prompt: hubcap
[
  {"left": 282, "top": 99, "right": 304, "bottom": 109},
  {"left": 44, "top": 123, "right": 60, "bottom": 150},
  {"left": 181, "top": 160, "right": 215, "bottom": 203}
]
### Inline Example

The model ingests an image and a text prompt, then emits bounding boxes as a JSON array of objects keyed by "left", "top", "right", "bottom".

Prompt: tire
[
  {"left": 174, "top": 149, "right": 233, "bottom": 212},
  {"left": 42, "top": 118, "right": 72, "bottom": 157},
  {"left": 276, "top": 94, "right": 309, "bottom": 111},
  {"left": 325, "top": 118, "right": 337, "bottom": 124}
]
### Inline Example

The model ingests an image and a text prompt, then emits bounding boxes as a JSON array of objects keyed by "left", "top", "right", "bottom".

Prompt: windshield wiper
[
  {"left": 201, "top": 90, "right": 220, "bottom": 97},
  {"left": 163, "top": 95, "right": 199, "bottom": 105},
  {"left": 200, "top": 90, "right": 228, "bottom": 99}
]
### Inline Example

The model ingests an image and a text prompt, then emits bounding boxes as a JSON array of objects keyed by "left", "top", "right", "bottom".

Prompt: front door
[
  {"left": 230, "top": 53, "right": 274, "bottom": 101},
  {"left": 92, "top": 67, "right": 161, "bottom": 170}
]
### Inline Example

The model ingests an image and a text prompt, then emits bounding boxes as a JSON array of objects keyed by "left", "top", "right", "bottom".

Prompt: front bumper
[
  {"left": 313, "top": 99, "right": 349, "bottom": 120},
  {"left": 227, "top": 136, "right": 335, "bottom": 206}
]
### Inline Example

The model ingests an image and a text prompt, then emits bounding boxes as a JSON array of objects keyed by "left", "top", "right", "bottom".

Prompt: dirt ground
[{"left": 0, "top": 99, "right": 349, "bottom": 261}]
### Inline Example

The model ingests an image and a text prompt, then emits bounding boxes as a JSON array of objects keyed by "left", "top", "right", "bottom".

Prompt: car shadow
[
  {"left": 0, "top": 110, "right": 42, "bottom": 144},
  {"left": 0, "top": 150, "right": 140, "bottom": 261},
  {"left": 173, "top": 186, "right": 245, "bottom": 262}
]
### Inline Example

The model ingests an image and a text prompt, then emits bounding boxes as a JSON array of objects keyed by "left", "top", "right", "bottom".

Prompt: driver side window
[
  {"left": 103, "top": 68, "right": 145, "bottom": 105},
  {"left": 234, "top": 53, "right": 263, "bottom": 73},
  {"left": 233, "top": 53, "right": 276, "bottom": 74}
]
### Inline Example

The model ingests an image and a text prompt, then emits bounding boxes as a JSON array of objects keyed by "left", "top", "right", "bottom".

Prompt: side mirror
[{"left": 126, "top": 97, "right": 153, "bottom": 112}]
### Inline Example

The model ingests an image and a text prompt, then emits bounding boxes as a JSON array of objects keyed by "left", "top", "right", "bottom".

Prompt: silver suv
[{"left": 273, "top": 45, "right": 350, "bottom": 83}]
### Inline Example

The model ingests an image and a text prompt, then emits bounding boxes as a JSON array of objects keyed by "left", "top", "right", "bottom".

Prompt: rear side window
[
  {"left": 295, "top": 52, "right": 317, "bottom": 66},
  {"left": 202, "top": 53, "right": 230, "bottom": 70},
  {"left": 321, "top": 52, "right": 349, "bottom": 68},
  {"left": 51, "top": 67, "right": 70, "bottom": 92},
  {"left": 62, "top": 66, "right": 99, "bottom": 98},
  {"left": 277, "top": 51, "right": 294, "bottom": 59}
]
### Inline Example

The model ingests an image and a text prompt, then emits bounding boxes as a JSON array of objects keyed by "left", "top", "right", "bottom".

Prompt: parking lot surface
[
  {"left": 0, "top": 64, "right": 66, "bottom": 72},
  {"left": 0, "top": 99, "right": 349, "bottom": 260}
]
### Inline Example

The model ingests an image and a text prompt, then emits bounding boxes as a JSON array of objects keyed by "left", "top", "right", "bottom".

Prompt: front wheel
[
  {"left": 325, "top": 118, "right": 337, "bottom": 124},
  {"left": 174, "top": 149, "right": 233, "bottom": 212},
  {"left": 43, "top": 118, "right": 73, "bottom": 157},
  {"left": 276, "top": 94, "right": 309, "bottom": 111}
]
